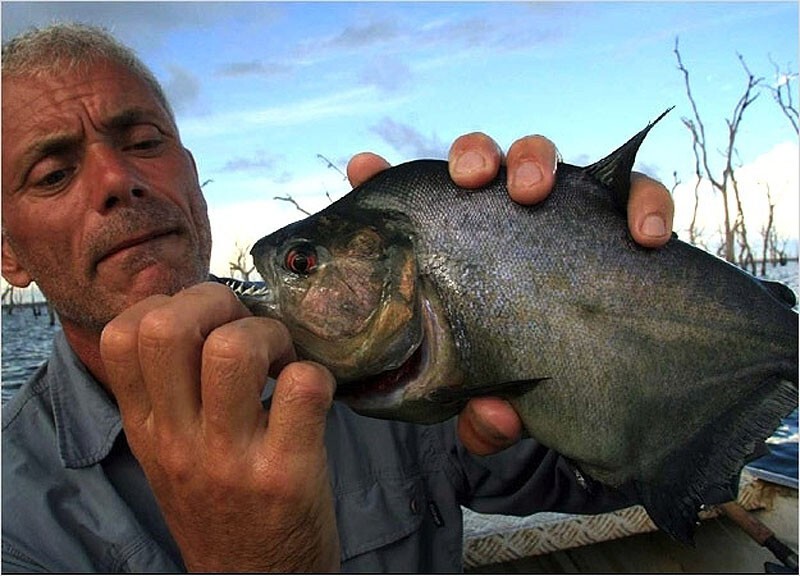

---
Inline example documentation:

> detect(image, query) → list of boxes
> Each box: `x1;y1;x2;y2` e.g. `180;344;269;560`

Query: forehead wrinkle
15;105;169;172
25;132;81;161
7;130;83;194
102;105;178;140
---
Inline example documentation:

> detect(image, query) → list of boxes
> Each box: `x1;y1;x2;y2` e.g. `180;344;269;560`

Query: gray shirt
2;331;634;572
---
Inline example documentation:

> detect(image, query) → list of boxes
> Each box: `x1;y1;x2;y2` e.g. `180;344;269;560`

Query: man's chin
124;263;207;298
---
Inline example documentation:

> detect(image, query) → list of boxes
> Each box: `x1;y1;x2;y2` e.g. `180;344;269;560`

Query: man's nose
87;144;146;212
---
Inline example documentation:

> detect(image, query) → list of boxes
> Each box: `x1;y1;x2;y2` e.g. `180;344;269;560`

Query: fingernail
512;160;543;189
453;150;486;176
641;213;667;238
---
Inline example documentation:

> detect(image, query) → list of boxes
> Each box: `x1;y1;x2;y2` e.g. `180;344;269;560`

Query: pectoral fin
428;378;549;408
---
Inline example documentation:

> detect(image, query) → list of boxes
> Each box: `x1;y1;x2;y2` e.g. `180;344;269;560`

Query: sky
2;1;798;280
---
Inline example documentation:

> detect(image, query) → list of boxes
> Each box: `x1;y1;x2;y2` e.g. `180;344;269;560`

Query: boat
463;468;798;573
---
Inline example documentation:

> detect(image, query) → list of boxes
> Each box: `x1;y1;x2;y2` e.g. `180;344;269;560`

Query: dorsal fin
584;107;673;213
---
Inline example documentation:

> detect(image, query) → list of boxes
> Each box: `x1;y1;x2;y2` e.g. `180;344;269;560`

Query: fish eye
284;242;318;275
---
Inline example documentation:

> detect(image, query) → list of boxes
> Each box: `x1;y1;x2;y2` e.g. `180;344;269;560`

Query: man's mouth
96;228;181;267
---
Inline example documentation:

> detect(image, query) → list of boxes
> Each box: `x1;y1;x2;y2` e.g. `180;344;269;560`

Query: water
1;308;61;403
1;262;798;484
744;263;799;487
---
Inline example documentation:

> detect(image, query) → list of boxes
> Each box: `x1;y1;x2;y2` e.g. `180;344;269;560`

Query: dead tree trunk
2;285;15;315
760;183;776;276
674;39;762;268
229;242;255;281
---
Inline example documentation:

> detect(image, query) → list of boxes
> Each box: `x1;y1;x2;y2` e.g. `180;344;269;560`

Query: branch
274;195;312;216
675;38;724;194
316;154;348;181
767;54;799;134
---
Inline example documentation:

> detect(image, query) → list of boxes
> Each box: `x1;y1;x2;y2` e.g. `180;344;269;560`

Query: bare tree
760;182;776;276
768;55;799;134
674;38;762;269
229;241;256;281
2;284;15;315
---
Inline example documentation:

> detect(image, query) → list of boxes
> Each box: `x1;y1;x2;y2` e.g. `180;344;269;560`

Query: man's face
2;59;212;333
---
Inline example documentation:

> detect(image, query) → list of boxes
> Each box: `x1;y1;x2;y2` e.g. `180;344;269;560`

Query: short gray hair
2;22;175;122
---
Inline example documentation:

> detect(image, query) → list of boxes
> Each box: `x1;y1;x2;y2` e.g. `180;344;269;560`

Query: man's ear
184;147;199;178
2;234;33;288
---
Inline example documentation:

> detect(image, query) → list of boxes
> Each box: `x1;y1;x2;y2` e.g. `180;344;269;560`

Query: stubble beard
10;198;213;335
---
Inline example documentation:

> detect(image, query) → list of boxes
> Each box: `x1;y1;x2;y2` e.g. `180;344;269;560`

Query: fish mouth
216;274;464;424
337;331;427;403
335;282;464;424
210;275;276;316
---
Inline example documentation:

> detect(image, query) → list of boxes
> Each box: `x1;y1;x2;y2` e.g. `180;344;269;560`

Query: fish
217;110;798;542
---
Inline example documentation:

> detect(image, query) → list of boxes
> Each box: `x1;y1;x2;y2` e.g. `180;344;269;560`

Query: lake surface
2;262;798;484
1;307;60;403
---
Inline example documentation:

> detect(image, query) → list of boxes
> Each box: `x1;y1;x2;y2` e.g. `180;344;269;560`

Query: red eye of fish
285;244;318;275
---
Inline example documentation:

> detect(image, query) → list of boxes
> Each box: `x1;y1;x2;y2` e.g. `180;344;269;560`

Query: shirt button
409;497;419;514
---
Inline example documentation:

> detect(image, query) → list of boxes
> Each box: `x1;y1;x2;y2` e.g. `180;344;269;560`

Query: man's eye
130;138;163;151
124;125;165;153
31;166;74;190
40;169;70;186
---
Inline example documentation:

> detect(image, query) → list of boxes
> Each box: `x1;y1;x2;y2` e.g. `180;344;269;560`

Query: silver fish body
237;112;798;542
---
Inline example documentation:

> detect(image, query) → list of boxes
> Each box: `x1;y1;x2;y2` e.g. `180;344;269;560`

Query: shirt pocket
334;474;427;563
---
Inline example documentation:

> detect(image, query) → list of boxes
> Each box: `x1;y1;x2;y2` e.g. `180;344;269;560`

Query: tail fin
636;375;797;543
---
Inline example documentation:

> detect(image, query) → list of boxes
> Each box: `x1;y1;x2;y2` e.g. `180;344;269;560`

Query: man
2;23;674;572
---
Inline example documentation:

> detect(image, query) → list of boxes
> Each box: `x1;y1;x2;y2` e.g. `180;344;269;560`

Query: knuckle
204;325;260;364
153;441;195;480
205;318;292;368
202;454;249;490
279;362;335;412
138;307;193;346
99;321;138;361
188;279;238;300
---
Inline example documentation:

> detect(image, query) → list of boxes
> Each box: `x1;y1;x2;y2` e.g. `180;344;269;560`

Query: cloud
1;2;225;44
162;65;201;114
326;20;400;50
207;170;351;275
566;153;593;167
672;141;799;252
370;117;448;159
216;60;291;79
289;5;567;86
1;2;284;48
358;56;413;94
633;160;665;183
220;151;282;174
179;85;395;141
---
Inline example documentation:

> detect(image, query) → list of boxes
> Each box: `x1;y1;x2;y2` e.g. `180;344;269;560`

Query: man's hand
348;132;674;456
100;283;340;572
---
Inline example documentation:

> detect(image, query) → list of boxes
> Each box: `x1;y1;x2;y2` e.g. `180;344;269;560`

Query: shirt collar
48;331;123;469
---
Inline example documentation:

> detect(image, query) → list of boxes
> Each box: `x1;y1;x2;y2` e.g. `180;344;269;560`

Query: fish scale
238;111;798;543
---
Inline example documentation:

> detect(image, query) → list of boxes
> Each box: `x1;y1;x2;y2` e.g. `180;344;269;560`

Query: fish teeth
209;274;269;300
